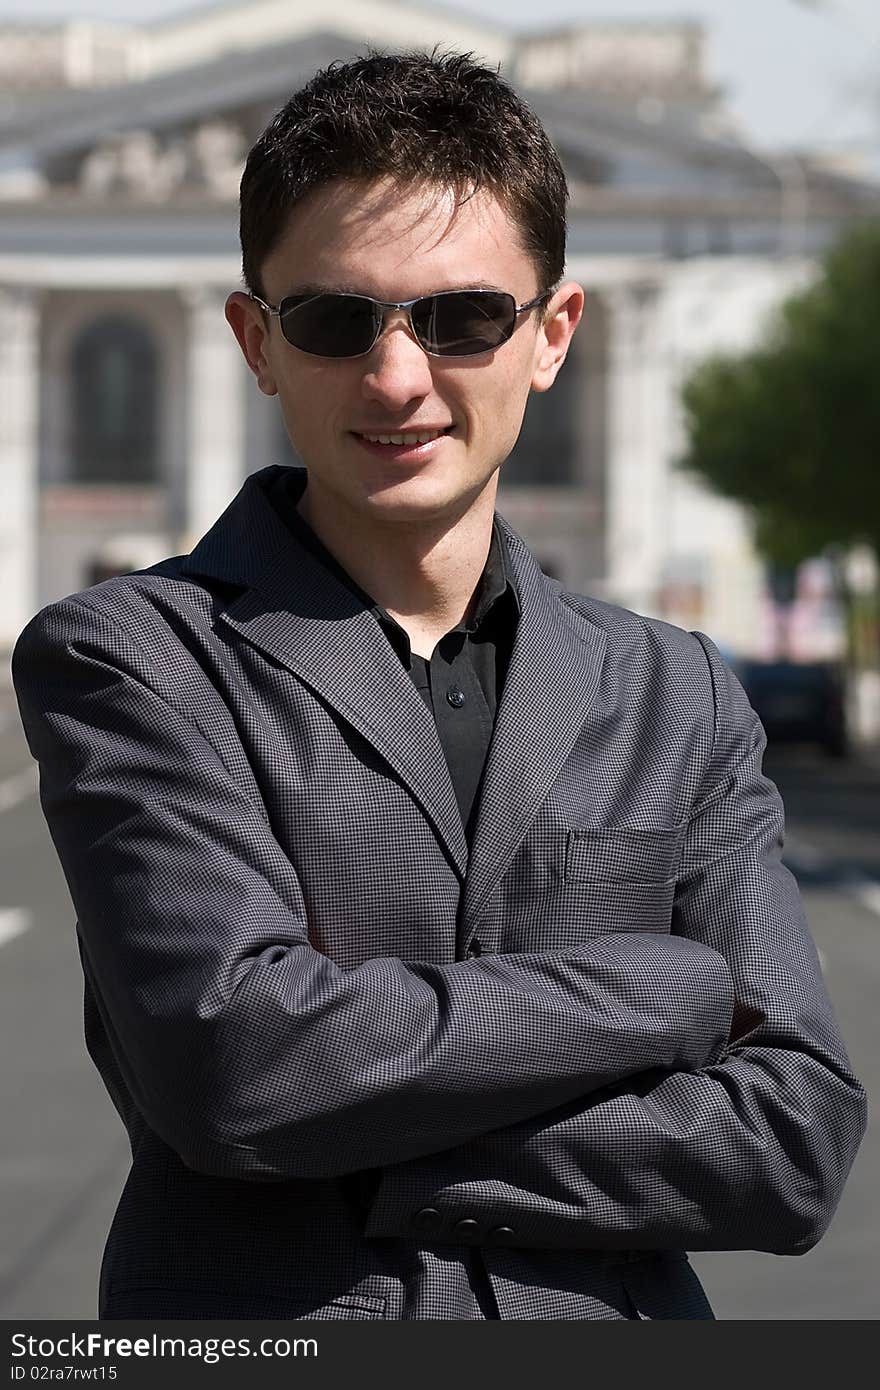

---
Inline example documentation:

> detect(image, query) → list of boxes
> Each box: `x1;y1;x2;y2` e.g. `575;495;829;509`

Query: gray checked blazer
11;463;866;1321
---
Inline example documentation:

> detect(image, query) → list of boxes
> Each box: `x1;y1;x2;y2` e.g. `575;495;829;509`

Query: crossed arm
11;599;865;1252
363;780;864;1253
361;638;866;1254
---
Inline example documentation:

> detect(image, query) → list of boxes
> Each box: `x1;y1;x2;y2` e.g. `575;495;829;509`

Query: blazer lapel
459;517;607;937
181;466;468;881
180;466;608;909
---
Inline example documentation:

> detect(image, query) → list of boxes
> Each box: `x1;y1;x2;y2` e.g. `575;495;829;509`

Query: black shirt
267;470;520;842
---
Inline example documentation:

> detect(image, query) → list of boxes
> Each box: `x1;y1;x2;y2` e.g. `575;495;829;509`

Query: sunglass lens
279;295;379;356
414;291;516;356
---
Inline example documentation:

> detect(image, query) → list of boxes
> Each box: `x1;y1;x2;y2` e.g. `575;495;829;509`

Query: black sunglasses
249;287;552;359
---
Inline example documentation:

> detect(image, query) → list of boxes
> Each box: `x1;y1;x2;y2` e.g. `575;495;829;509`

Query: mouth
351;426;453;460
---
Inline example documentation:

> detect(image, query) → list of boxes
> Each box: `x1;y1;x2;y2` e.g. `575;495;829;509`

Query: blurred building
1;0;878;655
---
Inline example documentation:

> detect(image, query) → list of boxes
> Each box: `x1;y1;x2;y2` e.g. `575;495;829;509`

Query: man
12;51;865;1321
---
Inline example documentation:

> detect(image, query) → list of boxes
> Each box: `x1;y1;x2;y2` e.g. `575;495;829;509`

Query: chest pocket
561;823;685;938
497;823;687;951
565;824;685;886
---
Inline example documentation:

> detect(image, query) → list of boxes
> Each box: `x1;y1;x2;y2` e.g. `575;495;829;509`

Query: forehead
261;177;538;296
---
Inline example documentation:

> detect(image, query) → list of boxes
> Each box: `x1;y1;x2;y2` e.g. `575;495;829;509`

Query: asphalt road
1;688;877;1321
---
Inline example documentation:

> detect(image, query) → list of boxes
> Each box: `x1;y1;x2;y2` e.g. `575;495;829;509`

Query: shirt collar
267;467;520;663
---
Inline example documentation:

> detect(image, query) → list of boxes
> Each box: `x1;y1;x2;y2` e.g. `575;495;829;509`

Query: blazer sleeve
12;597;736;1182
361;634;867;1254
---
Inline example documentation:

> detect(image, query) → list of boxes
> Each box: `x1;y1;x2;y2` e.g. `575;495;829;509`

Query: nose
360;308;434;410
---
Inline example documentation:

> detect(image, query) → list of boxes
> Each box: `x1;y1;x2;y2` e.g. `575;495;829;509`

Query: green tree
679;219;880;665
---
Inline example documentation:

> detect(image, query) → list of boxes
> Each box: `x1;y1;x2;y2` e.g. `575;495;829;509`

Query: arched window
71;315;159;482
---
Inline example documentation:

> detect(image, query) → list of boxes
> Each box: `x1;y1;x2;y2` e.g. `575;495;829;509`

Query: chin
357;470;460;511
369;478;489;525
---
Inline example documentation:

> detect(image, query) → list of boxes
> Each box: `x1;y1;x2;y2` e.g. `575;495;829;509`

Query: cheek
480;363;534;433
274;369;341;444
460;383;532;473
273;394;322;465
496;379;537;461
450;355;534;426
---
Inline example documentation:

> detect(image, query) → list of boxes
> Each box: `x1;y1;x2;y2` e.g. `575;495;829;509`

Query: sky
2;0;880;161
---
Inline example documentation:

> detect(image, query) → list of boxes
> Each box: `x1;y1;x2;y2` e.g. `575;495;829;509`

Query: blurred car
733;659;848;759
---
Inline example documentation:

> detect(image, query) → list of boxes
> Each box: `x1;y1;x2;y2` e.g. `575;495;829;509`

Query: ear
225;291;278;396
530;281;585;393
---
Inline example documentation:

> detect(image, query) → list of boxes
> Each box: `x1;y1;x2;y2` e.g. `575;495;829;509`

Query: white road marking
0;764;37;812
0;908;31;948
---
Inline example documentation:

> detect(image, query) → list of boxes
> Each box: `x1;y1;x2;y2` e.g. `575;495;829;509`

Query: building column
0;287;40;653
182;285;246;546
602;281;667;614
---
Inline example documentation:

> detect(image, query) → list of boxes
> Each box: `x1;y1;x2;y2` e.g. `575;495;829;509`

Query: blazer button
464;940;493;959
488;1226;516;1242
451;1218;482;1240
412;1207;442;1233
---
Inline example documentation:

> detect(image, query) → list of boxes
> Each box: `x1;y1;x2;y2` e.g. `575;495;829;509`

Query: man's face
228;177;582;529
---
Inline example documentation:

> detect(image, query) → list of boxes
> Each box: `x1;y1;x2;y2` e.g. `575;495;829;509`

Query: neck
296;476;499;656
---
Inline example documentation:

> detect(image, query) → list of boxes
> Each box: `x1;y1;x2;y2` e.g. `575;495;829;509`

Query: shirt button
446;685;466;708
488;1226;516;1243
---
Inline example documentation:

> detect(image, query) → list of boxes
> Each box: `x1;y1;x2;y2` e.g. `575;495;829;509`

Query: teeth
362;430;445;445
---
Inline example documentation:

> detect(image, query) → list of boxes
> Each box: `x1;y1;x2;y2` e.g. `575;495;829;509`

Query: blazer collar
181;465;607;916
182;466;470;877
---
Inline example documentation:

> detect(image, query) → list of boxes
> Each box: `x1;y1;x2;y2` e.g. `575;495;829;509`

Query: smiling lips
357;428;449;445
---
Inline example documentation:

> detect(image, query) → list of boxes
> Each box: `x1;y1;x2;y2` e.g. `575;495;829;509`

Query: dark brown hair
239;49;568;299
